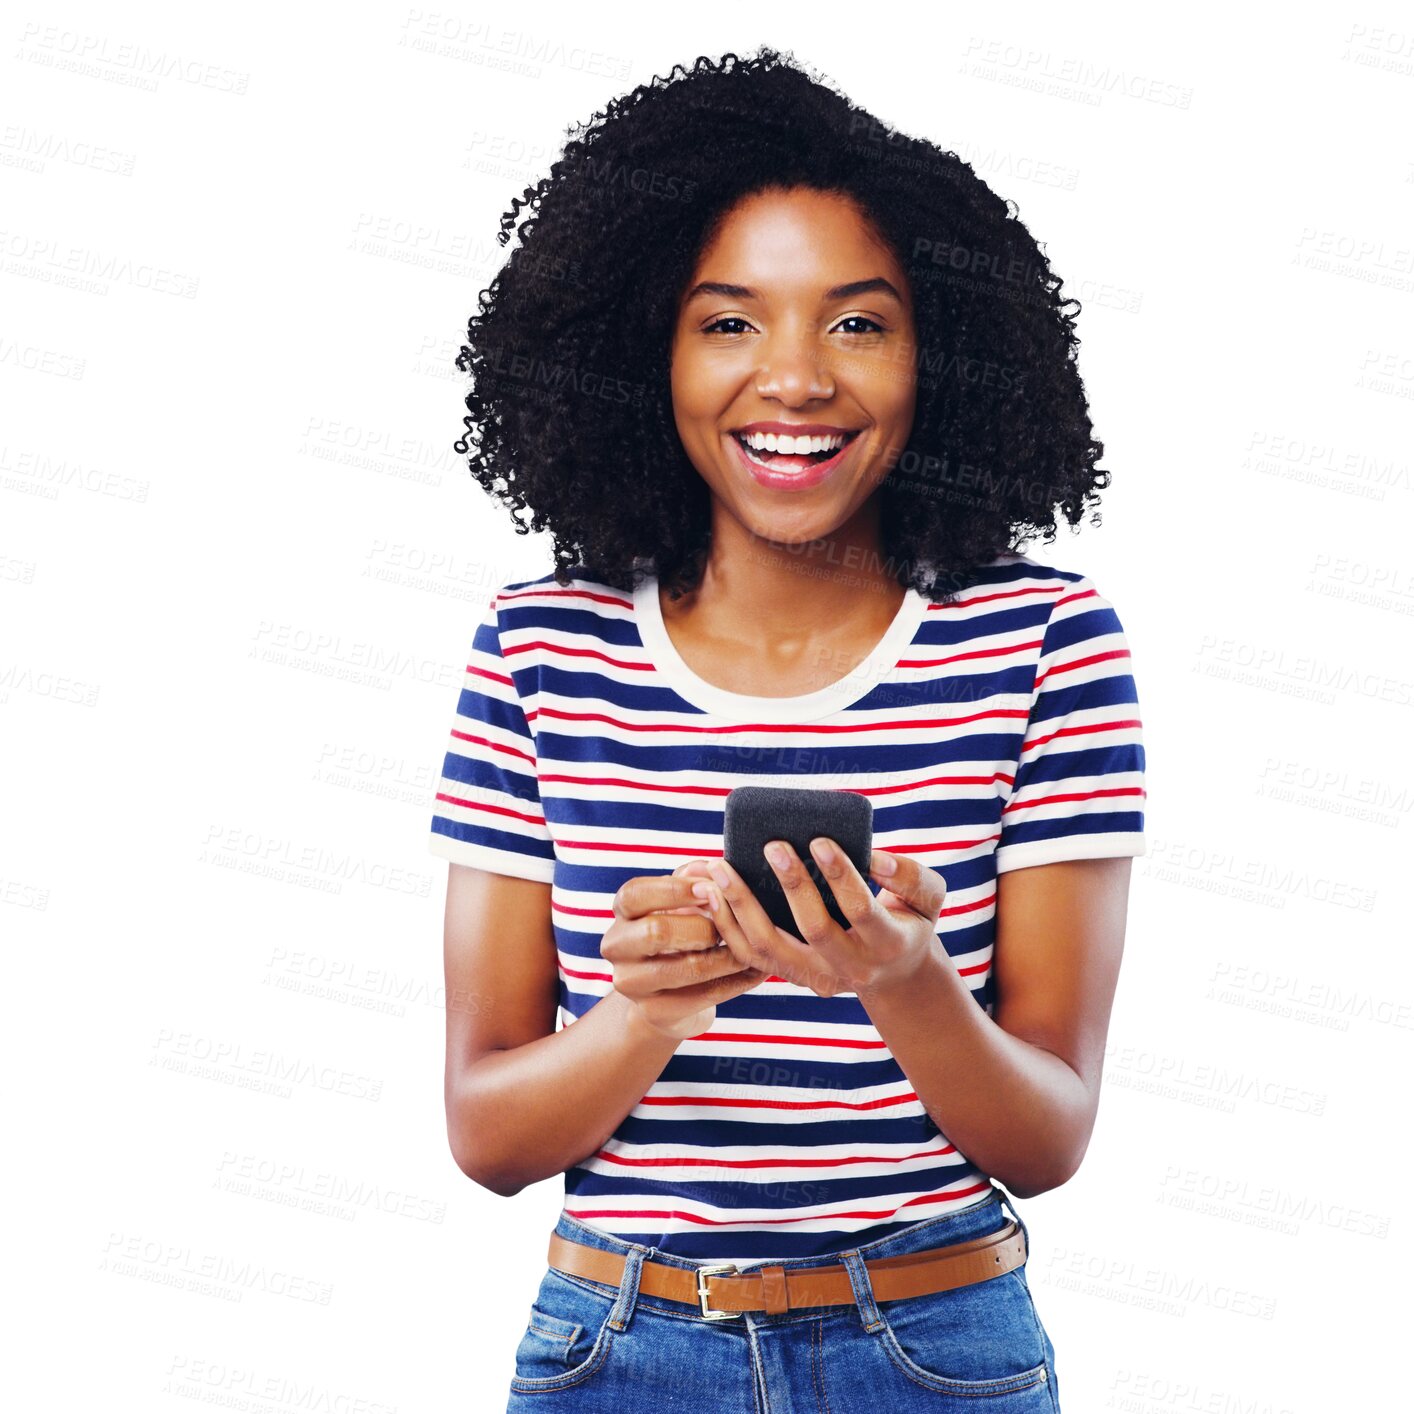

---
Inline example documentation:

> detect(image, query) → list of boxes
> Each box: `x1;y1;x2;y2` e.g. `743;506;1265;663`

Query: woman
430;47;1145;1411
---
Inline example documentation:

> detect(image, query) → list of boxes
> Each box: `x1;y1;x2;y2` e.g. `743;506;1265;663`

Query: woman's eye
834;315;885;335
700;314;884;337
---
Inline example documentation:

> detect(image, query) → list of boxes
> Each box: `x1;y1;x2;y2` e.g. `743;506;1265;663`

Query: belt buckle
695;1262;740;1320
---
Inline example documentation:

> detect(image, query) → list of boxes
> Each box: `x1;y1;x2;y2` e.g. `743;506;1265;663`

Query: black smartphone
722;785;874;937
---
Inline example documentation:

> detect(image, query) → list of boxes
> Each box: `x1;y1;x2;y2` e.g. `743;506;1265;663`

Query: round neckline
632;572;928;721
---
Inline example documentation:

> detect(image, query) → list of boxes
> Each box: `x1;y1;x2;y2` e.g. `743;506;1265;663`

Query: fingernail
691;881;712;900
872;850;897;876
765;842;788;868
708;862;730;887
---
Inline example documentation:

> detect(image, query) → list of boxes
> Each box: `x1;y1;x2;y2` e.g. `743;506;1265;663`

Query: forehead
689;187;903;292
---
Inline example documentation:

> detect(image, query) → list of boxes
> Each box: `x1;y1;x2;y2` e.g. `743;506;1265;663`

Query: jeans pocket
508;1268;618;1394
874;1268;1052;1400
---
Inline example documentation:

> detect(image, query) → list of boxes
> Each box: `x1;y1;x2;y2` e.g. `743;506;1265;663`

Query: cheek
870;359;917;420
669;350;722;429
871;382;917;459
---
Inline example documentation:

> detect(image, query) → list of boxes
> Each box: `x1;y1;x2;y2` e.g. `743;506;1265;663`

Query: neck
670;502;905;647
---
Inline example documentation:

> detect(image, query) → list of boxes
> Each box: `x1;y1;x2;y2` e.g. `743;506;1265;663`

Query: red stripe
552;900;613;918
639;1090;917;1111
559;960;988;989
433;789;546;829
947;585;1067;610
1034;645;1130;692
564;1180;994;1227
465;663;514;689
535;769;1014;798
591;1143;957;1169
446;727;536;768
498;585;631;610
546;832;1005;860
1019;717;1143;755
688;1030;888;1051
529;704;1030;737
864;770;1015;797
940;891;995;919
900;637;1043;671
1003;784;1146;814
558;963;796;988
503;637;652;674
559;963;613;983
557;955;989;989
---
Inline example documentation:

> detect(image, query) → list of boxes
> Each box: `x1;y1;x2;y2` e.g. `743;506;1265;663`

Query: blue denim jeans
505;1187;1061;1411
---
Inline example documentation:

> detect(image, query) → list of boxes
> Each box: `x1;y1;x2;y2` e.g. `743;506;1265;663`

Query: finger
639;909;722;959
797;836;890;962
868;850;947;923
663;862;720;926
698;863;819;990
766;840;859;974
616;937;756;999
668;861;717;920
602;906;719;964
706;965;768;1003
691;883;755;972
614;873;716;923
651;941;755;989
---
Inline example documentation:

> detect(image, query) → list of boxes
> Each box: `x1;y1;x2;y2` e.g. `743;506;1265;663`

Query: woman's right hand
602;860;766;1041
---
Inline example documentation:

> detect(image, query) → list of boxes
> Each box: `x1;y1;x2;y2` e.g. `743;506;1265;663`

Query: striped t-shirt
428;552;1147;1262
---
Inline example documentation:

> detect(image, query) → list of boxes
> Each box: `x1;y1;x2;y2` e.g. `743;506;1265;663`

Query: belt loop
996;1187;1030;1257
607;1243;649;1331
839;1249;886;1333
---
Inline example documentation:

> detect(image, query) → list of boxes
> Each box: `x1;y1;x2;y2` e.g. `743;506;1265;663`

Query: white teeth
738;430;850;456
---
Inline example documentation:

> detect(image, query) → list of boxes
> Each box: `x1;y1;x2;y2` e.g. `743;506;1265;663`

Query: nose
754;320;836;403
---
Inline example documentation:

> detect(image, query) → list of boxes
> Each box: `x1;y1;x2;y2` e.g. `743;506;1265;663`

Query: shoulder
972;557;1138;667
988;552;1087;589
484;567;632;683
488;567;612;636
952;552;1097;616
492;566;626;617
990;553;1126;619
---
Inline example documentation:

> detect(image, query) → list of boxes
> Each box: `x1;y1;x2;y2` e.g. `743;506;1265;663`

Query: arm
443;862;681;1196
860;855;1132;1198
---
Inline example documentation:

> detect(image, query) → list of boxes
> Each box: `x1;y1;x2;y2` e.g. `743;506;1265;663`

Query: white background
5;2;1411;1410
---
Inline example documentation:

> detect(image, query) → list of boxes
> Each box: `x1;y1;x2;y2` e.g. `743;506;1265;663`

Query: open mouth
729;428;862;473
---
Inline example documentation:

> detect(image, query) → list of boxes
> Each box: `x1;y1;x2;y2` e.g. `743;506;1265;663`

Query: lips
730;427;860;472
725;427;862;491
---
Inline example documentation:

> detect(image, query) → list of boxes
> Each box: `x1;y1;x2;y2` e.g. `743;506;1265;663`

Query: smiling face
670;185;918;554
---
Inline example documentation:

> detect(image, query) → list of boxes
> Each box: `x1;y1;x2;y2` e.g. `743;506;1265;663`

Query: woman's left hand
689;840;948;1001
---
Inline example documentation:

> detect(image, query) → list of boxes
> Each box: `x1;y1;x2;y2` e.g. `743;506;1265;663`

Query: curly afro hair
453;45;1111;606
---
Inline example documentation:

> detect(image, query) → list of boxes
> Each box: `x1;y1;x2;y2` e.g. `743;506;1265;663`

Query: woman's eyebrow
682;277;904;304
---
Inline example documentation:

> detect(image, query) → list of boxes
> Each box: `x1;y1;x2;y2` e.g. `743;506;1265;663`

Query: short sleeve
427;591;557;883
994;575;1147;874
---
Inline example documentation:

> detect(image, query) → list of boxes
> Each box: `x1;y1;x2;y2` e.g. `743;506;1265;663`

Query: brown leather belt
546;1218;1026;1320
